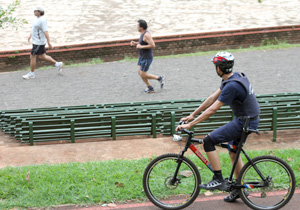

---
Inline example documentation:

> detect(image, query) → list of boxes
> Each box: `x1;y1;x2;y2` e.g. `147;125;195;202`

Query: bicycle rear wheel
143;153;201;210
238;155;295;210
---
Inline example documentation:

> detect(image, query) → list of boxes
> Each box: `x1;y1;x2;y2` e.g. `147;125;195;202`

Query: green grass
0;148;299;209
120;41;300;62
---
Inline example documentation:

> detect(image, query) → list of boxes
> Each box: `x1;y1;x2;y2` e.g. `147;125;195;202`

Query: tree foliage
0;0;27;29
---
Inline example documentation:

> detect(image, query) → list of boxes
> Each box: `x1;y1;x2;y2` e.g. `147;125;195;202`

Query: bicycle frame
172;117;268;190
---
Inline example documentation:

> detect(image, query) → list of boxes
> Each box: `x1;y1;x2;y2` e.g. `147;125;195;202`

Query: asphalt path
69;189;300;210
1;47;300;110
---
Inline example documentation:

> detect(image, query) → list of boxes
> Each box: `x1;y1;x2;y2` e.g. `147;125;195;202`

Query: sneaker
142;87;155;93
224;189;249;202
159;75;165;89
22;72;35;79
199;179;229;191
56;62;63;73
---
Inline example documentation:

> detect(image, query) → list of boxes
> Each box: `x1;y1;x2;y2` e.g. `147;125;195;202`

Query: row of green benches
2;94;299;134
1;92;299;145
2;92;300;117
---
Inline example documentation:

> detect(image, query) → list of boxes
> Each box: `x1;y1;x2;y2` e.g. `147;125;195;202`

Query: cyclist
176;52;260;202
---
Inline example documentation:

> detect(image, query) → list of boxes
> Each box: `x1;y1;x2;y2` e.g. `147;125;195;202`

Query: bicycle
143;117;296;210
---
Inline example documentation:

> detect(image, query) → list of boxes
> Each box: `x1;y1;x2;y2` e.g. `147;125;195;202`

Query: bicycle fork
170;149;187;185
170;140;193;185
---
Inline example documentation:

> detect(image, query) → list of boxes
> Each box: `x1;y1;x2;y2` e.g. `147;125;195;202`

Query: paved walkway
1;0;300;51
67;190;300;210
0;47;300;110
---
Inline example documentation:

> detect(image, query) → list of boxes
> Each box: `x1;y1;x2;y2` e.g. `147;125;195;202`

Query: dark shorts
209;117;260;152
138;57;153;72
31;44;46;55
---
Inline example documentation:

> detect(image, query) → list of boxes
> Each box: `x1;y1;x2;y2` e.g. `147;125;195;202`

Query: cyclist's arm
190;88;222;118
189;100;224;127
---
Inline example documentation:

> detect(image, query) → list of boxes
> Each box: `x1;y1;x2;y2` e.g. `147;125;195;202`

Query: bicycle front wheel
238;155;295;210
143;153;201;210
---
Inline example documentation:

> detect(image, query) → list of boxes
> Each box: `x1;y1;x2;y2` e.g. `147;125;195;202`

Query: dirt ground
0;129;299;169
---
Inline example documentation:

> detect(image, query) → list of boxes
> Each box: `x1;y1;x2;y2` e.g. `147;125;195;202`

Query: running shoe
159;75;165;89
56;62;63;73
142;87;155;93
22;72;35;79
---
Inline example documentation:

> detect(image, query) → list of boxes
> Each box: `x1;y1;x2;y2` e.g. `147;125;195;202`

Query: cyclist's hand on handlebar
180;115;194;123
176;123;192;131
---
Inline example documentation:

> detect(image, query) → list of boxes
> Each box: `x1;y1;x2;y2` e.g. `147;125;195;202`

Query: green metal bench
1;92;299;145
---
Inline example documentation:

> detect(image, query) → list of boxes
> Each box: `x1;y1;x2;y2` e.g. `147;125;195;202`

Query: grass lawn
0;148;299;209
122;41;300;62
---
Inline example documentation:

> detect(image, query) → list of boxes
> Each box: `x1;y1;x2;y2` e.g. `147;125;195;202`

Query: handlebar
173;121;193;142
178;121;194;136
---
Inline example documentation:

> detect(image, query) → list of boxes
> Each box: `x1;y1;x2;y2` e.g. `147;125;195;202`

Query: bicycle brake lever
179;121;186;125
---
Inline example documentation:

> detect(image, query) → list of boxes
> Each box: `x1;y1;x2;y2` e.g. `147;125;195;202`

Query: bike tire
143;153;201;210
237;155;295;210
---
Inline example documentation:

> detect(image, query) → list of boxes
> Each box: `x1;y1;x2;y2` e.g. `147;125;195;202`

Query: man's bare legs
39;53;56;65
205;149;244;179
39;53;63;73
206;150;222;171
30;54;37;72
229;151;244;179
30;53;57;73
138;66;164;93
138;67;159;87
24;53;62;79
223;151;246;202
23;54;38;79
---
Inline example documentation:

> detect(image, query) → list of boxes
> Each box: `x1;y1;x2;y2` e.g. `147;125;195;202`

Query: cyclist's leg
200;136;227;191
224;118;260;202
208;118;244;164
227;117;260;178
225;148;246;202
227;141;244;179
229;152;244;179
200;119;244;191
203;135;221;171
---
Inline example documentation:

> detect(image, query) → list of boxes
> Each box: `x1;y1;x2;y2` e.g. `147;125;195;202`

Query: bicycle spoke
239;156;295;210
143;154;201;209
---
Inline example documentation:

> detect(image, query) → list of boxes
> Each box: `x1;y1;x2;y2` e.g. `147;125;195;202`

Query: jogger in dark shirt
130;20;165;93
